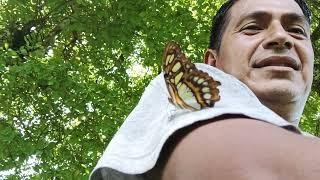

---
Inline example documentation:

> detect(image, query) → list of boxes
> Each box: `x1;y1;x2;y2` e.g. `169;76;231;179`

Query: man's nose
262;22;293;50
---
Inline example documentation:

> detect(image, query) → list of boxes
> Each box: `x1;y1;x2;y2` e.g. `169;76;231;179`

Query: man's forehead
229;0;304;19
235;11;309;28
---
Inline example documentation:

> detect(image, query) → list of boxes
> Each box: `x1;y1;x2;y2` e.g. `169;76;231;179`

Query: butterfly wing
162;41;221;110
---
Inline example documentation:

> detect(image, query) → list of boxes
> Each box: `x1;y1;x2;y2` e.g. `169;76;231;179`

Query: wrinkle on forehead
231;0;304;17
235;11;309;30
227;0;309;31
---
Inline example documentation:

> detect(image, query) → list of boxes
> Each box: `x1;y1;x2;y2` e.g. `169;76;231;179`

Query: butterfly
162;41;221;110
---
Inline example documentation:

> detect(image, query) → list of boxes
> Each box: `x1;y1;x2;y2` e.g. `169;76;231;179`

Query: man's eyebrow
282;13;308;25
236;11;271;27
236;11;308;27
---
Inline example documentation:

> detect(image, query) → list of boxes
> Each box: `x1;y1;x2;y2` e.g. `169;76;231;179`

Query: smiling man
158;0;319;179
90;0;320;179
205;0;314;127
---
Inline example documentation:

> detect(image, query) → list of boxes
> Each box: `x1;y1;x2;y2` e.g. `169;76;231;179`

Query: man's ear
204;49;219;67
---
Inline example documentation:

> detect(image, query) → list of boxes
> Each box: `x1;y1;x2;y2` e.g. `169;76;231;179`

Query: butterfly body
162;42;221;110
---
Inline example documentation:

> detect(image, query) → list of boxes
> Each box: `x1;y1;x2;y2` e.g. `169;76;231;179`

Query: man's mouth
253;56;299;70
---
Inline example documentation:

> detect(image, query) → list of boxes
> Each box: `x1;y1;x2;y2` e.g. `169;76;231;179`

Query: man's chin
257;90;297;103
250;84;302;104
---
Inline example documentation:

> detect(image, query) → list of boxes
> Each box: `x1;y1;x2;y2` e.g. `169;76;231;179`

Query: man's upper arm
157;118;320;180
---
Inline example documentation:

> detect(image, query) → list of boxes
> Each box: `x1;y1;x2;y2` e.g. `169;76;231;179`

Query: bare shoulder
151;118;320;180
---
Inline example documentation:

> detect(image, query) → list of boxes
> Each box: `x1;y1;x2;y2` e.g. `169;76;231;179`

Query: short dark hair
208;0;312;52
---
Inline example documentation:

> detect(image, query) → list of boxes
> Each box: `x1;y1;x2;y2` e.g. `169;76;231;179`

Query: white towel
90;63;301;180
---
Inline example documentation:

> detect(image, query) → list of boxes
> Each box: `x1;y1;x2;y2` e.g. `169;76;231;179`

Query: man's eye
244;25;262;30
288;27;306;36
240;25;262;35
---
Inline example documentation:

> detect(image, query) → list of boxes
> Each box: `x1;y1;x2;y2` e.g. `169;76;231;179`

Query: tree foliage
0;0;319;178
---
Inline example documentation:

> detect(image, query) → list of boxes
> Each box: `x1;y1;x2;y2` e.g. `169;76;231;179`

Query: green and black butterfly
162;41;221;110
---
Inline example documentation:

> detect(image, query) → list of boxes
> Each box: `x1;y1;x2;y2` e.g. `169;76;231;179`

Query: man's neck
259;98;304;127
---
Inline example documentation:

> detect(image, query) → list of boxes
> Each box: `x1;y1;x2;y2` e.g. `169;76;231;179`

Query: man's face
206;0;314;104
